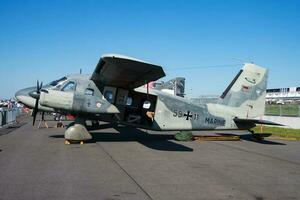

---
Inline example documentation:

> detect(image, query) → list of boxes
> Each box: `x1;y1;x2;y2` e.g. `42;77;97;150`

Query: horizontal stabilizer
234;118;284;129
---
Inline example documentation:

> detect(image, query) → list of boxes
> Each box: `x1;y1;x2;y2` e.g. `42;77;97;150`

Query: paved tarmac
0;116;300;200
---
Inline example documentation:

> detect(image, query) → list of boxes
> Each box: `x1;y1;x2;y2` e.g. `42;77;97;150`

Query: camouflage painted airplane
15;54;280;144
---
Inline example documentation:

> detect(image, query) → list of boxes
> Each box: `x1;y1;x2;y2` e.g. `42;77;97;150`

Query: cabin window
85;88;94;96
62;81;76;92
104;90;114;103
126;97;133;106
142;100;151;109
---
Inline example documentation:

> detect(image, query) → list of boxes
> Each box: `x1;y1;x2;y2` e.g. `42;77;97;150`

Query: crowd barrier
0;108;22;128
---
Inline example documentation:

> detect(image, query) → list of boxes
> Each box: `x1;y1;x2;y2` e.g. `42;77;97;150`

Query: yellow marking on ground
193;135;240;141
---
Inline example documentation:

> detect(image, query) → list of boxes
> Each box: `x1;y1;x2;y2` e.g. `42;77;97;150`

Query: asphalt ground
0;116;299;200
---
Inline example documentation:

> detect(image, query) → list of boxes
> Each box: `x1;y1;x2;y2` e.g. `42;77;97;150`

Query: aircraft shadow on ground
93;125;193;152
216;133;286;145
0;122;27;136
50;124;193;152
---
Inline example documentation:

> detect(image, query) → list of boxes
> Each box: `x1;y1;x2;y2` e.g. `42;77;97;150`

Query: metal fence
265;104;300;117
0;108;22;128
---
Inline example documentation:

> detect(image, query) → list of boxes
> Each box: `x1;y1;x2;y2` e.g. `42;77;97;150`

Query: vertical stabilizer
220;63;268;118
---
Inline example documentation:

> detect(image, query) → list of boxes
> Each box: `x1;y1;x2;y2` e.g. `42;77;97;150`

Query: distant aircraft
153;77;185;97
15;54;281;144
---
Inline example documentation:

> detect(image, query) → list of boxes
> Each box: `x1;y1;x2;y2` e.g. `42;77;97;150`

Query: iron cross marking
184;111;193;120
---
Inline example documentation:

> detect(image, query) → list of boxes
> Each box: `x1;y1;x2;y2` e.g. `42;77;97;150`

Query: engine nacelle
40;90;73;111
39;90;120;114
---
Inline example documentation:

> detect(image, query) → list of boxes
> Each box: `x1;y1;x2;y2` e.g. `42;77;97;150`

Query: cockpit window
85;88;94;96
48;77;67;87
62;81;76;92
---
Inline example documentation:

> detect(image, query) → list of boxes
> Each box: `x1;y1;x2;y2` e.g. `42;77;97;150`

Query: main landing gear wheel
64;140;85;145
64;140;71;145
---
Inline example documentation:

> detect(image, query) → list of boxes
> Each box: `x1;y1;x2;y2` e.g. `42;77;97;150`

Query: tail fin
219;63;268;118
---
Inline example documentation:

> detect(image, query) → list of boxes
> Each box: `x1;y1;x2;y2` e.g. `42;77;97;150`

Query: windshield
61;81;76;92
48;77;67;87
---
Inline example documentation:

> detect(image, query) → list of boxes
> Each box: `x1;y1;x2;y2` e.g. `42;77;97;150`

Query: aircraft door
115;89;128;105
115;88;128;120
123;91;157;128
83;88;96;112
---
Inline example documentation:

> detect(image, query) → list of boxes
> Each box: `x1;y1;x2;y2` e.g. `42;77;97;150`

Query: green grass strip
252;126;300;140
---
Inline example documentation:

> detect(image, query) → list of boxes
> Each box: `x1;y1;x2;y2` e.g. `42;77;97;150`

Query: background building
266;87;300;104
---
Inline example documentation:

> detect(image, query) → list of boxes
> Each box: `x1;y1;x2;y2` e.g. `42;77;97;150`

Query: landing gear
64;117;92;144
249;129;264;140
38;112;49;129
64;139;85;145
64;140;71;145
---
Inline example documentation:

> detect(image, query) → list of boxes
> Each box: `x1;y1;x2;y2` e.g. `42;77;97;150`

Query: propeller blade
32;98;39;126
37;80;40;93
40;81;43;91
32;80;42;126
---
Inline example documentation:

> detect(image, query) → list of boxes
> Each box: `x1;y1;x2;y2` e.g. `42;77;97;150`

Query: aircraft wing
91;54;165;89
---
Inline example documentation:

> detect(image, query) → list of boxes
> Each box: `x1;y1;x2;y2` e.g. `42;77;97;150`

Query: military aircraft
15;54;281;144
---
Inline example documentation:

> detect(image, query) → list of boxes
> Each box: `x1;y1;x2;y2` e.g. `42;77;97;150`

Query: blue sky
0;0;299;99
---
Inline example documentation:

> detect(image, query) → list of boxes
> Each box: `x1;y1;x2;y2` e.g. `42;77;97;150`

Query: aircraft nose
15;87;37;108
15;89;26;102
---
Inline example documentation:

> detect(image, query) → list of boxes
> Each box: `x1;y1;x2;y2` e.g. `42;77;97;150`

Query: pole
279;104;282;116
260;115;263;133
146;82;149;99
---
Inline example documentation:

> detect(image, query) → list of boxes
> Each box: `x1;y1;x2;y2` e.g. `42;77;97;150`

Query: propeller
31;80;43;126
